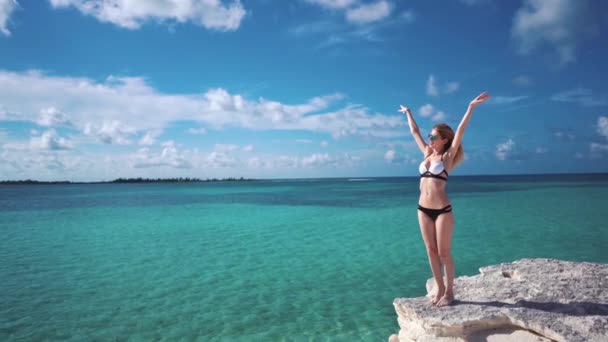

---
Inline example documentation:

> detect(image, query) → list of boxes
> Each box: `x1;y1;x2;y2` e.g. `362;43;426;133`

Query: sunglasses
428;133;440;141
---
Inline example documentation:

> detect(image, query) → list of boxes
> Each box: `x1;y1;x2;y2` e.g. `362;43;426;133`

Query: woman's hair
433;123;464;168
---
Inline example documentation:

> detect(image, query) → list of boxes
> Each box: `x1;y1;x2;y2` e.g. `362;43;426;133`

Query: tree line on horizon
0;177;257;185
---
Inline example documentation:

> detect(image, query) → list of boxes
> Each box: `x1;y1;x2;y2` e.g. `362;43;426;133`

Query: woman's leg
435;211;455;306
417;210;444;304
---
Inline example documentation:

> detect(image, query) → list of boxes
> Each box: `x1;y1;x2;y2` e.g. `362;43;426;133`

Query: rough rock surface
390;258;608;342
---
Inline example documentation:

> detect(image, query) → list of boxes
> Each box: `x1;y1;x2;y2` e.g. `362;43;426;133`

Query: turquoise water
1;175;607;341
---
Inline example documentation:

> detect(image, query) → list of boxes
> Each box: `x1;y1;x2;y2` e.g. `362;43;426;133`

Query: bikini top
419;153;448;181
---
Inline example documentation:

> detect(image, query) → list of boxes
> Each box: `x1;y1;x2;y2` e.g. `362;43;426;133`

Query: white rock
391;258;608;342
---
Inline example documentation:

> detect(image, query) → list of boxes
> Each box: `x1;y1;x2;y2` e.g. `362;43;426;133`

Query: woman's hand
469;92;490;108
399;105;412;115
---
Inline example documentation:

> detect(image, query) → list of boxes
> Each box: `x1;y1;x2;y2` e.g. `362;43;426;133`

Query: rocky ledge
389;258;608;342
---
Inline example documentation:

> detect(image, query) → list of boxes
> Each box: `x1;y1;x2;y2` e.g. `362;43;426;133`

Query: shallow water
1;175;607;341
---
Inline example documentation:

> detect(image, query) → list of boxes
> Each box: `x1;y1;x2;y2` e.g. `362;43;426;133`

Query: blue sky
1;0;607;181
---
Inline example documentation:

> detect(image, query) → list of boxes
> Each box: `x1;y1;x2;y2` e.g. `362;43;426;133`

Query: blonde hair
433;123;464;168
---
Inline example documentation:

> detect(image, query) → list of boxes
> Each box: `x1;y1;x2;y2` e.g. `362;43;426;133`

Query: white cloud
431;111;447;122
206;151;238;168
426;75;438;97
304;0;355;9
37;107;72;126
419;104;434;117
29;129;73;150
84;120;135;145
550;88;607;107
383;149;416;164
304;0;392;25
296;139;313;144
242;144;254;152
0;0;17;36
132;142;192;169
535;147;548;154
496;138;515;160
301;153;331;167
0;70;404;143
49;0;247;31
511;0;597;66
138;130;160;146
489;96;529;105
320;140;328;148
597;116;608;140
444;82;460;94
384;149;395;162
426;74;459;96
345;1;391;24
418;104;447;122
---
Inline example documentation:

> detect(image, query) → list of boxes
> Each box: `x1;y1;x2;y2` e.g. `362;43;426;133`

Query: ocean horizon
2;174;607;341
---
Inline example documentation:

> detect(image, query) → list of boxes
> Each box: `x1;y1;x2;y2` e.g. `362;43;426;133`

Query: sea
1;174;607;341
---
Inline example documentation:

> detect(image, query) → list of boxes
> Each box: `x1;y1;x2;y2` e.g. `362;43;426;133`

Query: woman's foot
431;287;445;305
436;292;454;307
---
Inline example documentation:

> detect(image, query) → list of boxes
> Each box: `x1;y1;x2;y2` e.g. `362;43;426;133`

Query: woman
399;92;490;307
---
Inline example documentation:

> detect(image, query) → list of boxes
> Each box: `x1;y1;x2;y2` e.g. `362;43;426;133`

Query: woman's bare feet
436;292;454;307
431;286;445;305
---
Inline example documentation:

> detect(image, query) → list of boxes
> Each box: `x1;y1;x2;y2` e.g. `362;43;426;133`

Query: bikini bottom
418;204;452;222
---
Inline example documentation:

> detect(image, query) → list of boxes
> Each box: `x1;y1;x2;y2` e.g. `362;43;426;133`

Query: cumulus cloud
431;111;447;122
417;104;447;122
0;0;17;36
301;153;331;167
418;104;434;118
320;140;328;148
37;107;72;126
0;70;403;143
550;88;608;107
84;120;135;145
29;129;73;150
426;74;459;96
496;138;515;160
304;0;392;24
49;0;247;31
511;0;599;66
132;141;192;169
383;149;416;164
206;151;238;168
242;144;254;152
345;1;392;24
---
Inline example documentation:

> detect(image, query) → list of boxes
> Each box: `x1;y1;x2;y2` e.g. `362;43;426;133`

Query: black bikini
418;153;452;221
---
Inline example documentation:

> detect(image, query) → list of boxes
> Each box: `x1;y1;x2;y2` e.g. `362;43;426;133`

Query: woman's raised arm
399;105;429;156
449;92;490;155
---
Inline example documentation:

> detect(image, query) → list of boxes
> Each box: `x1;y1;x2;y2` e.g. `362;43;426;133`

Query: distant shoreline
1;173;607;185
0;177;259;185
